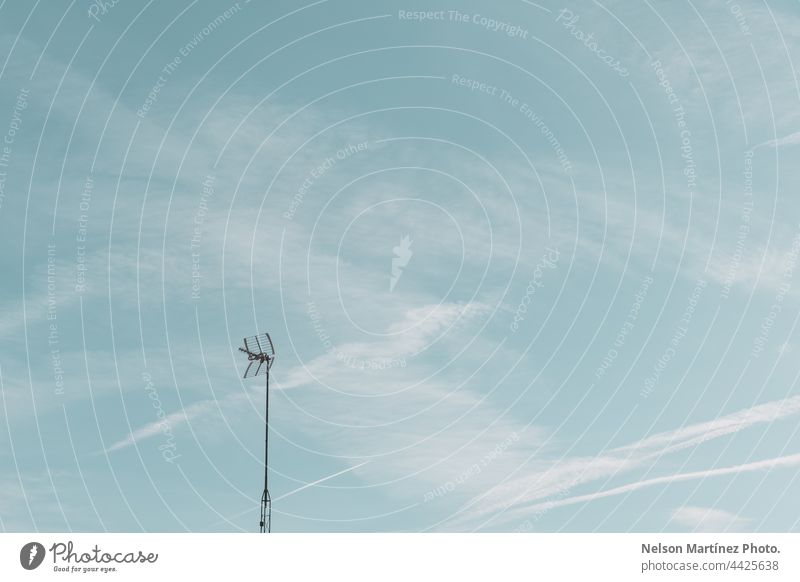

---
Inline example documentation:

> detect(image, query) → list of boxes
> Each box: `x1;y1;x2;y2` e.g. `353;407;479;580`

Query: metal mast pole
260;367;271;533
239;333;275;534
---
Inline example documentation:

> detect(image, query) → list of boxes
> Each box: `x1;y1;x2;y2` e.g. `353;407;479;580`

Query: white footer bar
1;533;797;581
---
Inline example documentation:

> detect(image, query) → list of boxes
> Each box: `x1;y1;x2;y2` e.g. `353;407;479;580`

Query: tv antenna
238;333;276;533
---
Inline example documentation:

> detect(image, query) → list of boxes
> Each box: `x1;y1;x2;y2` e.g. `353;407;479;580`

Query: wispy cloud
105;398;226;454
670;506;750;532
755;132;800;149
516;454;800;518
105;301;498;453
279;300;491;390
447;396;800;529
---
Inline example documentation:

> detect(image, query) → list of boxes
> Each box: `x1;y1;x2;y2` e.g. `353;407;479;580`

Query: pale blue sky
1;0;800;532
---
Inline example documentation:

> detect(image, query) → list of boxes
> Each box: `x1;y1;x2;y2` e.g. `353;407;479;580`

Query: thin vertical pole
265;366;270;532
260;365;271;533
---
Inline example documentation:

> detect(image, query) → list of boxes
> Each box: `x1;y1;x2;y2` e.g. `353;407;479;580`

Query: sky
1;0;800;532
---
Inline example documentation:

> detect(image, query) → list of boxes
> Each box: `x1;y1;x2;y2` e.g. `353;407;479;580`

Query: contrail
273;461;370;501
521;452;800;515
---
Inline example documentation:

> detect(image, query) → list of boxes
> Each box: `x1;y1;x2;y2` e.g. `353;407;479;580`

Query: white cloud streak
521;454;800;516
104;301;497;455
756;132;800;149
447;396;800;529
670;505;750;532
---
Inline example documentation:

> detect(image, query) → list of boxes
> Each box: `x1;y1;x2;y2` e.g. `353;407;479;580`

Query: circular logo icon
20;542;46;570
